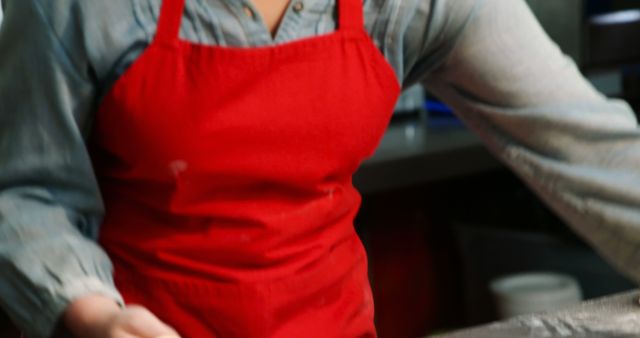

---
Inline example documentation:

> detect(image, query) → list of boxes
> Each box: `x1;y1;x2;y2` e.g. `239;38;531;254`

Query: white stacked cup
490;272;583;319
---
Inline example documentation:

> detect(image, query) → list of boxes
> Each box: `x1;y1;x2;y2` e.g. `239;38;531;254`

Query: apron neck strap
155;0;186;43
338;0;364;33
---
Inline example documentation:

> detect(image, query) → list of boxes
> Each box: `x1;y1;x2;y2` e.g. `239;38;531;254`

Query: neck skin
250;0;291;37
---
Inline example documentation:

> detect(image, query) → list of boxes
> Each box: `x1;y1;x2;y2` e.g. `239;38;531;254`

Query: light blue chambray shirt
2;0;640;337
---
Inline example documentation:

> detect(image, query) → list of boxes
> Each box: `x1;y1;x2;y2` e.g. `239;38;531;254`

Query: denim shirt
1;0;640;337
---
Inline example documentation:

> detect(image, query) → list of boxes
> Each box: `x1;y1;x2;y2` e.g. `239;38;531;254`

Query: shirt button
242;5;255;19
292;1;304;13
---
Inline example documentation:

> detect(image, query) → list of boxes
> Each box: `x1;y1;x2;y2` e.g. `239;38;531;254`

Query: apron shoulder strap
155;0;186;43
338;0;364;33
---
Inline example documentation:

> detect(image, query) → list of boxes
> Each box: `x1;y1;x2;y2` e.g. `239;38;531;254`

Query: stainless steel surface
353;117;501;194
440;291;640;338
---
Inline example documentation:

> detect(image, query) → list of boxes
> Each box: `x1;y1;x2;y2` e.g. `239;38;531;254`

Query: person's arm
409;0;640;282
0;1;124;337
1;1;183;336
0;0;124;335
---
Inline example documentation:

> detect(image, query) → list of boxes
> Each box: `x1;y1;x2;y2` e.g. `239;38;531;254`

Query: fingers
121;305;182;338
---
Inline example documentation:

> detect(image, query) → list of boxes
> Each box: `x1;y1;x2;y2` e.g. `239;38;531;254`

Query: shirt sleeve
0;1;124;337
418;0;640;282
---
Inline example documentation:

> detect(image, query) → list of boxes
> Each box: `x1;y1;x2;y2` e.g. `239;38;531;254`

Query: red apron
92;0;400;336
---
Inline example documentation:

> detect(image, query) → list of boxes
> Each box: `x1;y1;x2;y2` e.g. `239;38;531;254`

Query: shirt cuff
26;277;124;338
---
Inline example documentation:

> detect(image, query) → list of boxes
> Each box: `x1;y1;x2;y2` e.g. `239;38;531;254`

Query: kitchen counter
353;116;501;194
439;291;640;338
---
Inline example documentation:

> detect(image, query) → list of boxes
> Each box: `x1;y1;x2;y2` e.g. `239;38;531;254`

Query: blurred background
354;0;640;337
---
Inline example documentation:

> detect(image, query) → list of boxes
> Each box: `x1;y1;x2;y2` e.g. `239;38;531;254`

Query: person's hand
63;294;181;338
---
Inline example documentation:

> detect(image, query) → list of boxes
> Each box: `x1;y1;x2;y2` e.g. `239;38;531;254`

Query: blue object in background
424;99;462;128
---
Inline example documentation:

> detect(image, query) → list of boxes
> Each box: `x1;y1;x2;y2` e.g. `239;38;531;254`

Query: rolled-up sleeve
419;0;640;282
0;1;123;337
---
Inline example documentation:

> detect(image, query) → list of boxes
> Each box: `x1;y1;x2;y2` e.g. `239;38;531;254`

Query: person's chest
130;0;388;46
44;0;429;94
